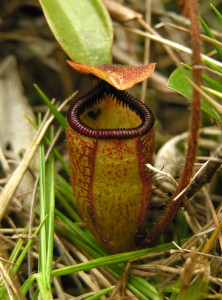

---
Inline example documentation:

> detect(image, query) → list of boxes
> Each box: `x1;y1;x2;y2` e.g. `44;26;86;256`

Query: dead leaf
0;55;37;208
0;56;36;160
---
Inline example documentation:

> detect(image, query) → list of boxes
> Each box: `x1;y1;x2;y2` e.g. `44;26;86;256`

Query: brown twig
174;142;222;202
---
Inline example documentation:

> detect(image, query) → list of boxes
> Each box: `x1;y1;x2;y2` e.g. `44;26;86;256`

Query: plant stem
146;0;202;245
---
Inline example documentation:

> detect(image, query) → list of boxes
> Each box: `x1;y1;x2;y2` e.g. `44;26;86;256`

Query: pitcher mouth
67;80;154;139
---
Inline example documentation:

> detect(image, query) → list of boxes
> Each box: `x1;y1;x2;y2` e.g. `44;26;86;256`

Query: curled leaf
67;60;156;90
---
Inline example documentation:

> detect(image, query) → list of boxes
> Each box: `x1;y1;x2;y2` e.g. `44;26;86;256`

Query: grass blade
45;128;55;285
34;84;67;130
200;17;222;58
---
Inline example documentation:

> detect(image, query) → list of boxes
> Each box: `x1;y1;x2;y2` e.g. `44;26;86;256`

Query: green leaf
38;0;113;65
166;68;222;124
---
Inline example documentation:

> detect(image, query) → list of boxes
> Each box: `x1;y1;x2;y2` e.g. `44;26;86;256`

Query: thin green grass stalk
51;145;69;175
21;275;37;297
51;241;179;278
9;239;24;265
126;284;154;300
54;223;104;258
7;225;29;265
49;231;182;299
129;276;162;299
126;284;160;300
13;219;47;275
54;220;125;276
37;125;56;299
55;189;82;222
203;86;222;99
36;274;53;300
182;63;222;92
211;4;222;25
22;224;122;297
0;220;46;299
54;222;132;294
26;115;70;175
85;286;114;300
55;209;106;256
45;128;55;287
204;59;222;74
55;175;95;243
55;174;75;203
40;129;69;175
200;17;222;58
36;205;99;257
38;115;47;280
32;288;40;300
34;84;67;130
